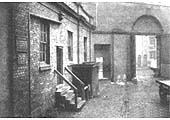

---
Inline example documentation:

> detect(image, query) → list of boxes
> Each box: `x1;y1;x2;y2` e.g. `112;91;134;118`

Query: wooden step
61;89;74;96
69;97;86;110
77;100;86;110
64;91;75;101
55;84;86;111
56;86;71;95
56;84;65;90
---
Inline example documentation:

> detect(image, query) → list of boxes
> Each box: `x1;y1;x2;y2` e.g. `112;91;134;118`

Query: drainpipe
28;13;31;117
89;28;91;62
77;5;80;64
89;16;91;62
9;4;14;117
111;33;114;82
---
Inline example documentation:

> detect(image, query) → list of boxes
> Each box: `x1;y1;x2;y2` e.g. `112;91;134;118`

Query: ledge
39;62;51;71
29;12;62;25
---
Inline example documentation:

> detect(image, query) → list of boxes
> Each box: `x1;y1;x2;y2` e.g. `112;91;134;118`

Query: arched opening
130;15;163;79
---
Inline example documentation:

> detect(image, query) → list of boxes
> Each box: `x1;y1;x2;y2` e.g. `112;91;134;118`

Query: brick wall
29;3;79;117
81;2;97;26
16;2;92;117
79;23;91;63
95;2;169;32
11;3;30;117
0;3;11;117
160;34;170;78
29;3;92;117
91;2;170;80
91;34;112;61
0;2;93;117
113;34;131;81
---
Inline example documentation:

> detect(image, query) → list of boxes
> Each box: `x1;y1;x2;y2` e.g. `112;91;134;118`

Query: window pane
43;44;46;52
41;33;43;42
84;37;87;61
40;21;49;64
40;52;43;61
43;52;46;61
68;31;73;61
41;23;44;32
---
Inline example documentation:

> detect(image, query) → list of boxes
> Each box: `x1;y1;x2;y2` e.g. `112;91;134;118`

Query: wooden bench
156;80;170;111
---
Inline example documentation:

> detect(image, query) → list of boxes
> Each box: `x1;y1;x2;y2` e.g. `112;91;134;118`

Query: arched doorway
130;15;163;79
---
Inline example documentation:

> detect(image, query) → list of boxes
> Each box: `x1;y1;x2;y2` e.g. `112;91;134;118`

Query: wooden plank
156;80;170;87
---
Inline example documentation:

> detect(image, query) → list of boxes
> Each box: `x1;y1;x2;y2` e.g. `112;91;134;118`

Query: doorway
135;35;159;79
130;15;163;80
94;44;111;79
56;46;63;84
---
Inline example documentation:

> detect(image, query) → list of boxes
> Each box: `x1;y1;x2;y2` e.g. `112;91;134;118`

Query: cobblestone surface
47;69;170;118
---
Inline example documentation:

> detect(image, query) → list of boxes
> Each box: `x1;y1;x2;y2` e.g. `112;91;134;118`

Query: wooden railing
65;67;88;100
54;69;78;107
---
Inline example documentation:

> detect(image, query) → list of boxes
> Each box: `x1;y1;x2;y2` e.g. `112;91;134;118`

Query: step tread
56;86;71;94
62;90;74;96
56;84;65;89
77;100;86;109
55;85;86;111
64;92;75;100
69;96;79;104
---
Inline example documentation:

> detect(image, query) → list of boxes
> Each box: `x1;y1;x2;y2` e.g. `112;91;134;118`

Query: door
57;46;63;84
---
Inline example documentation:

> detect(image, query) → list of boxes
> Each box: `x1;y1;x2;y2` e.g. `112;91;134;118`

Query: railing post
81;87;85;100
65;67;86;100
74;90;78;108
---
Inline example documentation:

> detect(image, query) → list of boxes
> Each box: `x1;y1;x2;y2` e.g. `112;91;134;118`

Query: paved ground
47;68;170;118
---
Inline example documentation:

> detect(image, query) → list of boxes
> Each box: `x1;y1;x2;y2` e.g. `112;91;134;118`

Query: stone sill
39;62;51;71
67;61;76;67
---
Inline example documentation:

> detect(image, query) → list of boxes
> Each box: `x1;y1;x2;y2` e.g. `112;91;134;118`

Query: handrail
65;67;87;100
65;67;85;86
54;69;78;108
54;69;78;91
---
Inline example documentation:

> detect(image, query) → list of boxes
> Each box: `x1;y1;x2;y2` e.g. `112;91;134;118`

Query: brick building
0;2;95;117
136;35;157;68
84;2;170;81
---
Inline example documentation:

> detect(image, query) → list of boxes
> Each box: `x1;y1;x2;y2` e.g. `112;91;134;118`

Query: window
149;51;156;59
149;36;156;48
68;31;73;61
84;37;87;62
40;21;50;64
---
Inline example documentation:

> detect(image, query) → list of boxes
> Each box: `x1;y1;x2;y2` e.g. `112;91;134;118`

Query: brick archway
130;15;163;79
132;15;163;34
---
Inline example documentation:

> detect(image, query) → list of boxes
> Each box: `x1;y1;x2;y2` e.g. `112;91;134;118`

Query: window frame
40;20;50;65
67;31;73;61
149;36;156;48
149;51;156;59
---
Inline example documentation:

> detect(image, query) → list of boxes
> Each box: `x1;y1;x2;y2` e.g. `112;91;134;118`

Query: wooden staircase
54;68;89;111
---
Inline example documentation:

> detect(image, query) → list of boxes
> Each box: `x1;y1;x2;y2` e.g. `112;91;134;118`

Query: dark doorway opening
94;44;111;79
56;46;63;84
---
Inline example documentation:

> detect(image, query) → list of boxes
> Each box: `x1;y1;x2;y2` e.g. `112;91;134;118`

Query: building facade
0;2;95;117
85;2;170;81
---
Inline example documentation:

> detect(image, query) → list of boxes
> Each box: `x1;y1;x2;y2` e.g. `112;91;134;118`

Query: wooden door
57;46;63;84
